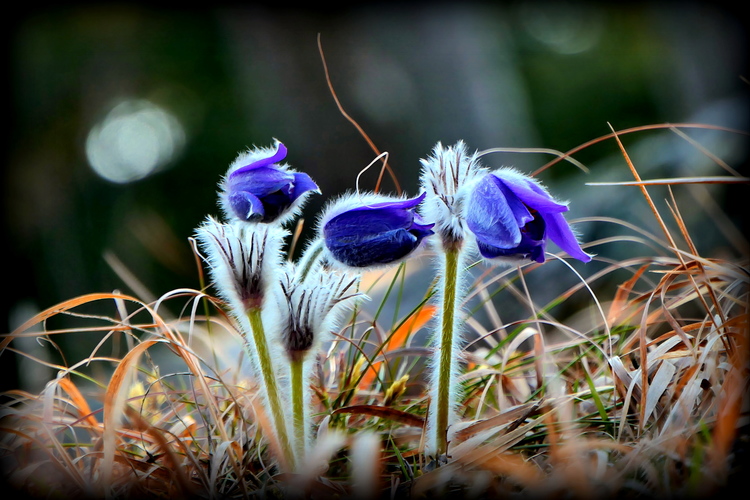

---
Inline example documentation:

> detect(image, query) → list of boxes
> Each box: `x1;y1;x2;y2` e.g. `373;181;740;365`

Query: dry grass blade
586;176;750;186
332;404;425;428
316;33;400;194
101;339;165;494
358;305;436;390
453;400;544;442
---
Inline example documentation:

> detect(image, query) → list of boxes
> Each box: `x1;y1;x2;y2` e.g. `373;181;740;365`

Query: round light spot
86;99;185;183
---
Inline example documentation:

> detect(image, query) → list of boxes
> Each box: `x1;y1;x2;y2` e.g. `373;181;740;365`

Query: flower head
219;140;319;224
277;268;363;362
319;192;435;269
466;169;592;264
195;216;287;311
419;141;486;248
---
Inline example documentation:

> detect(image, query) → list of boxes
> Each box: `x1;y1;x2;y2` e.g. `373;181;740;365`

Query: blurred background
3;2;748;391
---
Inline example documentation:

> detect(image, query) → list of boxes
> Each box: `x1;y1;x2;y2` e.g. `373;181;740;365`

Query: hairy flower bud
277;268;362;362
195;216;287;311
219;140;319;225
419;141;486;249
319;192;434;269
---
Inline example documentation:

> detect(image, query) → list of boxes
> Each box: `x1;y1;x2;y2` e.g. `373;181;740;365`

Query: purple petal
326;228;421;268
466;175;523;249
229;166;294;197
230;142;288;178
323;192;433;267
291;172;320;201
541;212;592;262
475;213;546;262
410;220;436;236
325;205;414;241
229;191;265;221
494;173;568;214
477;238;546;262
489;175;535;226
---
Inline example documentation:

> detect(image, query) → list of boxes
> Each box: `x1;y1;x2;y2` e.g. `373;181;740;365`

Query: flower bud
319;192;434;269
419;141;486;248
219;140;319;225
277;268;362;362
195;216;287;311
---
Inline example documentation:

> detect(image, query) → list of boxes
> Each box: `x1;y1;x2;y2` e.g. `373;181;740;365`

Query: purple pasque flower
220;141;319;224
320;192;435;269
466;169;592;264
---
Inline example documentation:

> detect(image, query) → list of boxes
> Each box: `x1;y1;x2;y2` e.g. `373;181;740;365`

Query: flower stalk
419;142;481;459
289;356;306;462
434;244;461;457
419;141;591;459
277;267;363;465
195;218;296;470
246;306;296;470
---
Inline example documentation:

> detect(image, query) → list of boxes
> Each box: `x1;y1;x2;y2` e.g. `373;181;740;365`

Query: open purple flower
466;169;592;264
320;192;435;268
220;141;319;224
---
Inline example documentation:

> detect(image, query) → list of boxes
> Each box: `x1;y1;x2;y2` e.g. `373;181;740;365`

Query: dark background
3;2;748;392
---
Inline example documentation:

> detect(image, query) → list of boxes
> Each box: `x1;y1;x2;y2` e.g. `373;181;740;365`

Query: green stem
435;247;459;457
290;357;306;462
247;307;296;471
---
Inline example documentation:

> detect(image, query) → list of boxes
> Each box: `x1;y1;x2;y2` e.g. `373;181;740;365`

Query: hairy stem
290;357;306;463
435;246;460;457
246;307;295;470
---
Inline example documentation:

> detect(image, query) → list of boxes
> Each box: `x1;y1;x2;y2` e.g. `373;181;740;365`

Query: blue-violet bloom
220;141;319;224
466;169;592;264
320;192;435;269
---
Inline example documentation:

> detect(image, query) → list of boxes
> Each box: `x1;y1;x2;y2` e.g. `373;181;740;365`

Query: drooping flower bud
419;140;486;249
319;192;434;269
219;140;319;225
277;268;363;362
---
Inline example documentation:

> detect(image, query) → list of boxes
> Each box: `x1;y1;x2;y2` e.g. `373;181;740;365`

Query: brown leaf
333;404;425;427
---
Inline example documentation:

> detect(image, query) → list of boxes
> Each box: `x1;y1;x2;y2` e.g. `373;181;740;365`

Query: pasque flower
319;192;435;269
418;141;485;459
275;266;362;463
466;169;592;264
418;141;591;461
220;140;319;224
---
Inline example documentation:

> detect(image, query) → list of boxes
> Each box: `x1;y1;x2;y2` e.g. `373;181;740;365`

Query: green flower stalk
419;141;484;459
275;262;363;465
195;217;296;470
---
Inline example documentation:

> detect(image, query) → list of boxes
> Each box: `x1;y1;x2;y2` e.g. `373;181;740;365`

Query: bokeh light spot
519;4;604;55
86;99;185;183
